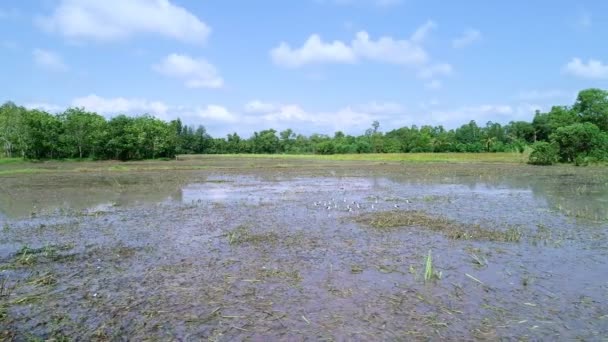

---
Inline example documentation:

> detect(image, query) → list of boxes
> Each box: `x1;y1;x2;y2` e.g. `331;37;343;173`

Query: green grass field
178;152;530;163
0;152;535;176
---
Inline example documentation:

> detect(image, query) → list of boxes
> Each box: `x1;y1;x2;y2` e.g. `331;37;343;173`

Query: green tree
550;122;606;162
279;128;295;153
572;88;608;131
252;129;279;153
60;108;107;158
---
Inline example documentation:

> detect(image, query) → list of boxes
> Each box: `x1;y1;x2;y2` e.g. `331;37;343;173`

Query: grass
0;244;75;270
180;152;528;164
424;250;441;282
226;225;279;246
0;276;10;297
0;158;23;165
0;153;529;176
355;210;523;243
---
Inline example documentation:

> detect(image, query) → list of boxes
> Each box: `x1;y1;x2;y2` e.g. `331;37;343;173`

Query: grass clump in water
355;210;522;243
226;225;279;246
1;244;76;270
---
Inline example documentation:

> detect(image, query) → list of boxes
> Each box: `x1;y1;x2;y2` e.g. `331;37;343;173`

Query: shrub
550;122;605;162
528;141;559;165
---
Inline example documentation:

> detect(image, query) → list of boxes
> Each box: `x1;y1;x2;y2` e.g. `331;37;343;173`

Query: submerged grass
0;244;76;270
355;210;522;243
226;225;280;246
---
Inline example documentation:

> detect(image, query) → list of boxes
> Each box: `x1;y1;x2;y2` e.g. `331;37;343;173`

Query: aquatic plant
424;250;441;282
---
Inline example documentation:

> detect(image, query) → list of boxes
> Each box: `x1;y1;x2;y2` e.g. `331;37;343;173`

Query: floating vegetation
0;244;76;270
27;272;57;287
0;276;11;297
350;265;364;274
355;210;523;243
469;253;487;268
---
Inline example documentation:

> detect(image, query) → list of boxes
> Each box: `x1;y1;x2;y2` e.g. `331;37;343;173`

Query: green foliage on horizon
1;88;607;165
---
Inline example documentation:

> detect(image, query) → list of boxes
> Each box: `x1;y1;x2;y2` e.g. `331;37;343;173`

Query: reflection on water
1;173;607;222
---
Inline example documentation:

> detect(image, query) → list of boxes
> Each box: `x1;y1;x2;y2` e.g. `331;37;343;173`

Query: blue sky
1;0;607;136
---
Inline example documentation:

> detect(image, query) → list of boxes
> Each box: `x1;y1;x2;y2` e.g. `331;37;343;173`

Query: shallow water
1;162;607;340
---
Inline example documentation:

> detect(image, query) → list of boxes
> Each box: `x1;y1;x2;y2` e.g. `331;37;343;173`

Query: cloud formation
270;23;431;68
563;58;608;79
37;0;210;44
452;29;482;48
33;48;68;72
154;54;224;89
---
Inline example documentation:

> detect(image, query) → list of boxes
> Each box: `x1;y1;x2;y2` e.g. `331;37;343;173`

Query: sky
1;0;607;137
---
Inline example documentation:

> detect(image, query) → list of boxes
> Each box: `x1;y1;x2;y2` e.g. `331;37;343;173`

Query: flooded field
1;157;607;340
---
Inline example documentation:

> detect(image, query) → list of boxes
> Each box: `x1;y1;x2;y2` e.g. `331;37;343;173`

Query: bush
315;141;336;155
550;122;605;162
528;141;559;165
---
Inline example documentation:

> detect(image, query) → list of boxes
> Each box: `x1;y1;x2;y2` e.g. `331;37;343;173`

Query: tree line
1;88;607;165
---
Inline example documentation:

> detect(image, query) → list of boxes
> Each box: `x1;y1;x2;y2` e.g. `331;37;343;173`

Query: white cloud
270;35;357;68
193;105;238;122
410;20;436;43
516;89;574;101
417;63;452;79
452;29;482;48
355;101;404;114
270;23;430;68
243;101;391;134
563;58;608;79
37;0;210;44
71;94;169;118
244;100;279;113
424;80;442;90
426;103;546;127
351;31;427;65
70;95;237;126
430;104;513;125
26;95;549;137
154;54;223;89
33;48;68;72
24;102;64;113
261;105;312;122
577;10;592;29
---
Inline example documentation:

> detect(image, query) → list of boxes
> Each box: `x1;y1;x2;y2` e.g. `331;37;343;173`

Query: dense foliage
1;89;607;164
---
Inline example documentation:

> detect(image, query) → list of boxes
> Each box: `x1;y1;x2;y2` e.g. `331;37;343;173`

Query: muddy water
1;164;607;340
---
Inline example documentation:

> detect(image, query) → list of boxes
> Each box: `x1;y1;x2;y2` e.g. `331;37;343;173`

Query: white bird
394;204;400;208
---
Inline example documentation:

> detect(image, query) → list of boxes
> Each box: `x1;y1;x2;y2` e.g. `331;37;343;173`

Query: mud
1;158;607;340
